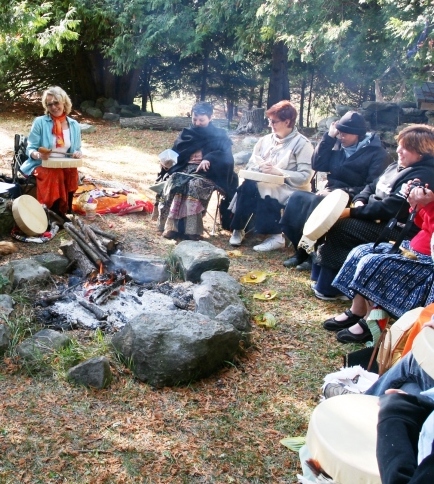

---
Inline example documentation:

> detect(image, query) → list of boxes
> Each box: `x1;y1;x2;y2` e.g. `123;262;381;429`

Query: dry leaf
240;270;267;284
226;250;243;257
253;290;277;300
253;312;277;329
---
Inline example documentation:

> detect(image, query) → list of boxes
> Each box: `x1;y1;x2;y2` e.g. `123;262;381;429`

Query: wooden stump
235;108;265;134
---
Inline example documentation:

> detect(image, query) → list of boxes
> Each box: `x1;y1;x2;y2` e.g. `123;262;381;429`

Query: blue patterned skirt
333;241;434;318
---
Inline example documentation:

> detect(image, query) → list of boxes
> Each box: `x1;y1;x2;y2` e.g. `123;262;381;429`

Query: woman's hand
408;186;434;209
328;121;339;138
260;162;282;175
352;200;365;207
196;160;210;172
189;150;203;163
316;188;331;196
339;208;351;219
72;150;82;159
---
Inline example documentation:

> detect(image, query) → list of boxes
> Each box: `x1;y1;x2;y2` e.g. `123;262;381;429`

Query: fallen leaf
253;312;277;329
240;270;267;284
280;436;306;451
226;249;243;257
253;290;277;300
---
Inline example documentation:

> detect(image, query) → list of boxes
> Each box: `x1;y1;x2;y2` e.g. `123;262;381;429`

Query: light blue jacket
21;114;82;175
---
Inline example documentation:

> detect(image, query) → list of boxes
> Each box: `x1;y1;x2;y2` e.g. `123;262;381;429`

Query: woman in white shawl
229;100;314;251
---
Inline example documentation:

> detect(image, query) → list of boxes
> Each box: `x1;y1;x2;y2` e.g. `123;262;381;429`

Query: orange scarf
50;113;67;147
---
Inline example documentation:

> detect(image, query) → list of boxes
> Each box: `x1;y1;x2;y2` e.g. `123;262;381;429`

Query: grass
0;99;359;483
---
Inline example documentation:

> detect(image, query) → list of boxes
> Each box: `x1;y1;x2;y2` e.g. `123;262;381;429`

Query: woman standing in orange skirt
21;86;82;217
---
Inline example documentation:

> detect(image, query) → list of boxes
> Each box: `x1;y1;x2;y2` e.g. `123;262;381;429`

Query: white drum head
12;195;48;236
303;189;349;241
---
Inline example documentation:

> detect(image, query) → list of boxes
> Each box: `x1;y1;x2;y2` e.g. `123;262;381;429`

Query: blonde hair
42;86;72;115
397;124;434;157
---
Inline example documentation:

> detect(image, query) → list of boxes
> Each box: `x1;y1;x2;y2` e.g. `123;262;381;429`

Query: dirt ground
0;99;350;484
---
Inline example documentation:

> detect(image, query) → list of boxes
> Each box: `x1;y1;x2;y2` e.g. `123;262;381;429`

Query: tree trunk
248;87;254;110
267;41;290;108
257;86;264;108
200;48;210;101
120;116;191;130
299;77;306;128
235;108;265;134
306;68;314;128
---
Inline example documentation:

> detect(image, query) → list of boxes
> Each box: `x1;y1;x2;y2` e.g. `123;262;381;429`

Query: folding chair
11;134;36;195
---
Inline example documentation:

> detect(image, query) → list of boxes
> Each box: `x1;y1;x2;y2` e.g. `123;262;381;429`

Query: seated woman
311;125;434;300
323;184;434;343
376;390;434;484
156;101;236;240
229;100;314;252
281;111;388;269
20;86;82;217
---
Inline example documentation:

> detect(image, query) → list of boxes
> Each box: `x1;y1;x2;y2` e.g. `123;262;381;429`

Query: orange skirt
33;166;78;215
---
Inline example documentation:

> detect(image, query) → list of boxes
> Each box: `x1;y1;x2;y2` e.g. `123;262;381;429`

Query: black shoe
336;319;372;344
283;249;308;268
323;309;364;331
296;258;312;271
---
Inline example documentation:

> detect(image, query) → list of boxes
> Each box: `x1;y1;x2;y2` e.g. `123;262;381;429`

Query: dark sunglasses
47;101;60;108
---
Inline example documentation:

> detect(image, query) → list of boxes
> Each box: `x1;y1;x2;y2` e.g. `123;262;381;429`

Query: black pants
279;190;324;247
377;393;434;484
230;180;283;235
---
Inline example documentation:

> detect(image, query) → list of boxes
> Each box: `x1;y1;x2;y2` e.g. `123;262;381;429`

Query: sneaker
323;383;357;399
313;288;349;301
253;234;285;252
229;229;245;246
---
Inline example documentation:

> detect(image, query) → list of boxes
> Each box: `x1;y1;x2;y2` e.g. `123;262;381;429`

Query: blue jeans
366;352;434;396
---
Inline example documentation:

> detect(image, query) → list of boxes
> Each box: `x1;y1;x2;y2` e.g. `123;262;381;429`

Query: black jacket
157;123;237;198
350;157;434;225
312;132;389;200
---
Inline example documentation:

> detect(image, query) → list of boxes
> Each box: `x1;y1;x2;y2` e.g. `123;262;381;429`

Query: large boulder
193;271;242;318
112;311;244;387
5;259;51;289
234;151;252;166
172;241;229;282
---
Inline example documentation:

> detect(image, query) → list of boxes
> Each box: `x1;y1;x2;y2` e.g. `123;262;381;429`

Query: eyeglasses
47;101;60;108
268;118;282;125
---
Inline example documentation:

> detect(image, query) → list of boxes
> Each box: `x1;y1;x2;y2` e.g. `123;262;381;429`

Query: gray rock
0;266;14;294
6;259;51;288
112;311;243;387
215;304;252;335
67;356;112;389
234;151;252;165
119;108;137;118
80;100;95;111
85;107;103;119
17;329;71;361
317;116;339;132
102;98;118;109
193;271;242;318
103;112;120;122
80;123;96;134
32;253;70;275
109;253;169;284
335;105;355;116
120;104;141;113
172;241;230;282
402;108;424;116
0;294;14;317
0;323;11;356
241;136;259;148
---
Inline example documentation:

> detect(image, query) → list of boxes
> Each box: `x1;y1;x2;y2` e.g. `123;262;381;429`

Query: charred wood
76;296;108;320
60;240;96;277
